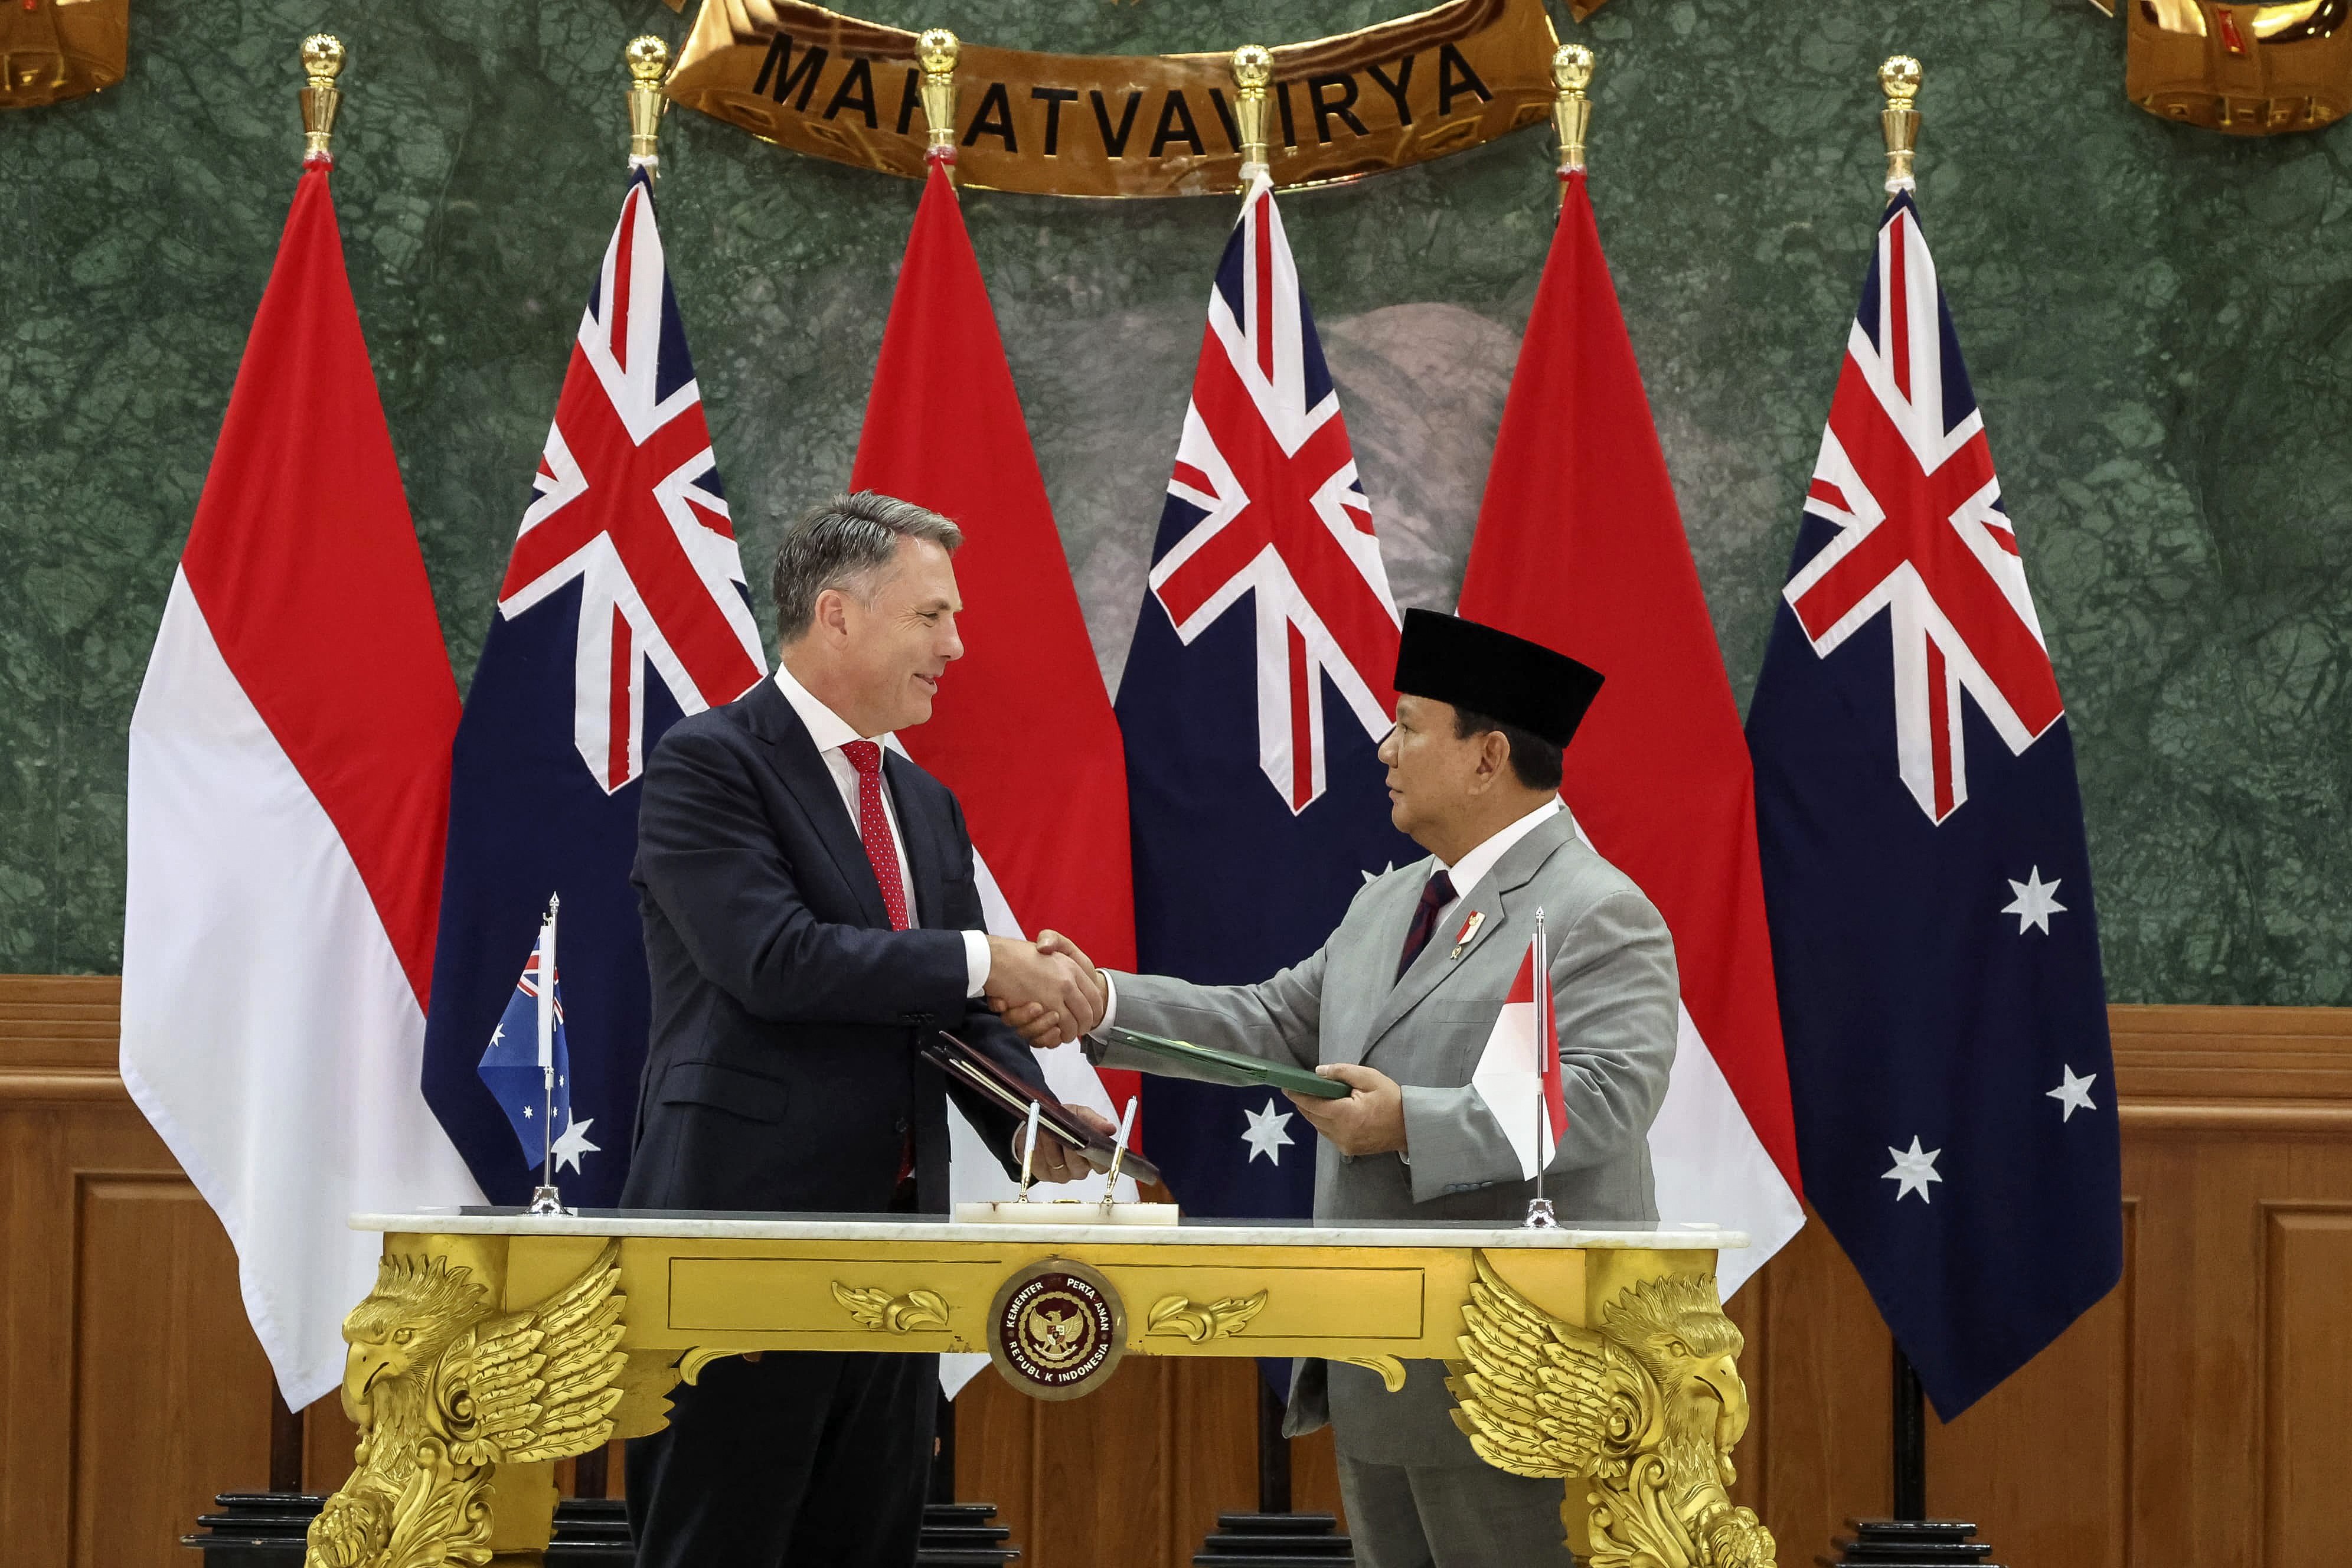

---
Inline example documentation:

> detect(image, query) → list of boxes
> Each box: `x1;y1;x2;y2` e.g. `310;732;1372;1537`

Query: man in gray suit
1008;610;1680;1568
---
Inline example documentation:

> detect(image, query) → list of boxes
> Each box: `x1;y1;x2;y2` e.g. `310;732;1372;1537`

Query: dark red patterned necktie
840;740;909;931
1395;870;1457;980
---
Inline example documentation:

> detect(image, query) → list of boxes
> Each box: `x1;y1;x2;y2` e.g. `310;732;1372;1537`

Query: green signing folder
1099;1025;1350;1099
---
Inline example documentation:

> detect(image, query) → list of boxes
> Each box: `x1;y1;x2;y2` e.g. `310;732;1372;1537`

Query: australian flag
1746;190;2122;1419
1116;173;1414;1223
421;168;767;1207
476;907;590;1172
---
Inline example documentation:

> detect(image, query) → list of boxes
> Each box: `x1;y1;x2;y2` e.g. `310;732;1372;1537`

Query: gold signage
1;0;128;110
664;0;1563;197
2119;0;2351;134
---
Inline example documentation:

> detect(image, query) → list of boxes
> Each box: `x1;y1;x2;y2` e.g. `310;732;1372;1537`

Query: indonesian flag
1456;171;1805;1294
1471;932;1570;1181
119;162;484;1408
850;156;1139;1388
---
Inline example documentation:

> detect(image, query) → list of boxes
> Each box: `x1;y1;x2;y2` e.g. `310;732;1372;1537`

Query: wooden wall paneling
2261;1201;2352;1568
1743;1210;1895;1557
2;976;277;1568
70;1172;273;1568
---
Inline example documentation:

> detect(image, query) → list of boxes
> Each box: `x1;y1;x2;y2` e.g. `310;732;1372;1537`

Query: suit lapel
741;680;893;929
883;747;949;929
1359;815;1577;1060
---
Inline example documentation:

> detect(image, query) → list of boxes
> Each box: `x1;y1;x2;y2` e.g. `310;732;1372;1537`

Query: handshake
981;929;1105;1049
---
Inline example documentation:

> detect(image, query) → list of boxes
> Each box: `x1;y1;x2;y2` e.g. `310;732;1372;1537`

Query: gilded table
306;1211;1775;1568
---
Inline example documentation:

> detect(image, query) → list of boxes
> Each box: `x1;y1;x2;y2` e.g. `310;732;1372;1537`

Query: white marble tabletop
352;1208;1747;1252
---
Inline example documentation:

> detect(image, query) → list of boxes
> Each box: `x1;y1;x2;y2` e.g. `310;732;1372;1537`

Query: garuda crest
305;1241;627;1568
1446;1252;1778;1568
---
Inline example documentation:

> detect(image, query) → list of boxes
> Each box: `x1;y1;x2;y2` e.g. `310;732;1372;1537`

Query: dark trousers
625;1347;937;1568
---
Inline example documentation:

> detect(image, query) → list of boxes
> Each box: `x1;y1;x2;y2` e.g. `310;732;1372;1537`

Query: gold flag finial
1880;55;1921;192
918;29;960;176
1552;44;1594;178
1231;45;1274;185
626;35;670;167
299;35;345;164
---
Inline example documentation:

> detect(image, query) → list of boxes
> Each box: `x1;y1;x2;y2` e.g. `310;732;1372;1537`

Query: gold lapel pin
1448;910;1485;961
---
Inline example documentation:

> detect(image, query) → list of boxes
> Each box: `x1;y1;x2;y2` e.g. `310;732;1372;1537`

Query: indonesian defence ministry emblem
987;1259;1126;1399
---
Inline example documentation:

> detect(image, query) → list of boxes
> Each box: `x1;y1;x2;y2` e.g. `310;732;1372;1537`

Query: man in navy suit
620;491;1104;1568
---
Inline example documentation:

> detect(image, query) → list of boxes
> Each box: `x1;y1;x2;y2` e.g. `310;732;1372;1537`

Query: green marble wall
4;0;2346;1002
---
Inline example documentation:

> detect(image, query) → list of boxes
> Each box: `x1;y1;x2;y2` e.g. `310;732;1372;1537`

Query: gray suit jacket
1090;812;1678;1465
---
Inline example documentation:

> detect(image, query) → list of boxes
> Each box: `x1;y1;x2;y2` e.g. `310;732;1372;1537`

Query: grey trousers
1336;1452;1578;1568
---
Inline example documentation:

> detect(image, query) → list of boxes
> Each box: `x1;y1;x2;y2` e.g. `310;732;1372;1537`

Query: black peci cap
1391;609;1605;749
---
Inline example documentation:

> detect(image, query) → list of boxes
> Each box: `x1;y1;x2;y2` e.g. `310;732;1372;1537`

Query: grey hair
770;491;963;640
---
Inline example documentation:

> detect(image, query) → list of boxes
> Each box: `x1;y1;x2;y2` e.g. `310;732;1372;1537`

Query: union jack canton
1145;174;1402;814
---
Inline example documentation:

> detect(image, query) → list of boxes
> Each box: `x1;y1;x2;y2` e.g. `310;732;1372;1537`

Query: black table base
181;1492;1020;1564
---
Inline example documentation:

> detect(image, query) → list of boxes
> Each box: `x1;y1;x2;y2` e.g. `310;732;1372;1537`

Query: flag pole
1880;46;1929;1531
1551;44;1592;198
1872;49;1928;1542
528;892;565;1215
1525;909;1557;1228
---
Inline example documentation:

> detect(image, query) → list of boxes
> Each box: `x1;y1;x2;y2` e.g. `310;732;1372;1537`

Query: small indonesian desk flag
1471;924;1569;1181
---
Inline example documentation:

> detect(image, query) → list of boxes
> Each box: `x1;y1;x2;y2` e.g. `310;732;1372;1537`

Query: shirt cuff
1094;971;1119;1035
962;929;990;998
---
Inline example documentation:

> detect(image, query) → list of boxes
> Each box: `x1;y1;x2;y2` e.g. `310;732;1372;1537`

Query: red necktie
1395;870;1458;980
840;740;909;931
843;739;917;1188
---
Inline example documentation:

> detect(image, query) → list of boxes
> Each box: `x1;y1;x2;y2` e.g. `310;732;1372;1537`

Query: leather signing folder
1098;1025;1350;1100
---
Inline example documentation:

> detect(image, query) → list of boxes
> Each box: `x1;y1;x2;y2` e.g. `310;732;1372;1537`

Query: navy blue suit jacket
619;676;1037;1214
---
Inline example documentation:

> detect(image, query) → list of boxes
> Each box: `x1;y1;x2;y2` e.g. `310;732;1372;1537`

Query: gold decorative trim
1146;1290;1268;1342
664;0;1562;199
306;1240;628;1568
1338;1354;1407;1393
1446;1252;1776;1568
832;1282;952;1333
676;1347;741;1386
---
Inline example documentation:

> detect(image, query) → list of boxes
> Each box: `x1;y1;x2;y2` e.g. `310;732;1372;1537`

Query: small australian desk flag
476;901;598;1177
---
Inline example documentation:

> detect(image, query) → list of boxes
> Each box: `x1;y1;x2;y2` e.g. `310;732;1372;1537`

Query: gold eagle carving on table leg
305;1240;628;1568
1446;1252;1776;1568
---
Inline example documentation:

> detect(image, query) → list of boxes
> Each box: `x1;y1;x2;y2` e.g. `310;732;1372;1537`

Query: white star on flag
1241;1099;1295;1165
551;1115;600;1174
2002;867;2066;935
2047;1066;2097;1122
1882;1135;1943;1203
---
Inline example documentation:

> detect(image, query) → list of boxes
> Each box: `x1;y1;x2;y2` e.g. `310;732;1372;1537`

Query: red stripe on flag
174;169;459;1009
1253;192;1275;383
1170;460;1215;498
607;605;633;790
1889;211;1910;402
847;160;1141;1124
1288;621;1313;809
1926;638;1955;820
1455;172;1802;1195
610;189;638;371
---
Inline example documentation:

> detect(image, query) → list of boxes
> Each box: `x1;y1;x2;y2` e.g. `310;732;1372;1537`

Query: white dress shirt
773;662;990;997
1096;796;1566;1034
